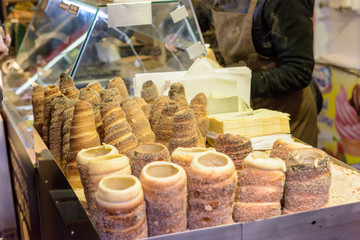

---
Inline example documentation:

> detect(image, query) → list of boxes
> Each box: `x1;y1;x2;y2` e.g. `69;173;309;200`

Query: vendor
197;0;319;147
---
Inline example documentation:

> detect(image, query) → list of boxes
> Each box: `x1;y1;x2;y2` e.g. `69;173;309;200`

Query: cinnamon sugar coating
32;85;45;137
121;97;155;143
100;100;138;156
284;148;331;213
141;80;159;106
108;77;129;99
215;133;252;171
42;85;61;146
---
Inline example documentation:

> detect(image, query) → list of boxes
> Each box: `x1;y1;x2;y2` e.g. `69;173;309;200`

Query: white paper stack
208;109;291;138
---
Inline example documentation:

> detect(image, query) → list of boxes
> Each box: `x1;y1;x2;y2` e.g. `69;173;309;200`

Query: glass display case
2;0;204;154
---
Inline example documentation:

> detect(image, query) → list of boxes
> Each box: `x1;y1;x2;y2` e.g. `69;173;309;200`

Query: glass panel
72;1;204;94
3;0;97;148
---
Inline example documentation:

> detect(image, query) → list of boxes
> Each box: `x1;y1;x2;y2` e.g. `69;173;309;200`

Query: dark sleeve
192;0;213;32
251;0;315;98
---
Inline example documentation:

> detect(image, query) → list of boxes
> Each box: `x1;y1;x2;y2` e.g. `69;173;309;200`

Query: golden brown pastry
61;102;76;171
49;95;69;167
190;93;209;140
215;133;252;172
133;97;151;120
100;99;138;156
129;142;170;178
86;81;103;94
172;94;189;110
59;73;75;94
168;82;185;100
100;88;123;105
141;80;159;106
168;108;204;154
187;151;237;229
283;148;331;214
77;144;131;225
153;101;180;147
79;88;101;107
121;97;155;143
233;153;285;222
96;175;148;240
270;138;311;161
108;77;129;99
67;100;101;189
42;85;61;146
149;96;170;129
63;86;80;100
140;161;187;236
171;147;216;171
32;84;45;137
59;72;79;100
93;104;105;143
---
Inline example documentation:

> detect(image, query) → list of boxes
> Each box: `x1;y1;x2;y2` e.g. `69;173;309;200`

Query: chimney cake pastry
187;151;237;229
96;175;148;240
140;161;187;236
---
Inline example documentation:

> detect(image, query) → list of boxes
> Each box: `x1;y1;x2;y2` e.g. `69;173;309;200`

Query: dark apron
211;0;318;147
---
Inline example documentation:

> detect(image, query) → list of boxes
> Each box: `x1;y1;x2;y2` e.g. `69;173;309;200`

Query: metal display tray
34;129;360;240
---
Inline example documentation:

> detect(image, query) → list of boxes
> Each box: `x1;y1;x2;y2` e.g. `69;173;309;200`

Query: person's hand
0;27;11;59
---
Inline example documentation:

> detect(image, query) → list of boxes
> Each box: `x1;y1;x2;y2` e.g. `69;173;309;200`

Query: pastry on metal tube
93;104;105;143
77;144;131;225
59;73;75;93
67;100;101;189
187;151;237;229
100;99;138;156
140;161;187;236
233;153;285;222
86;81;103;94
168;109;204;154
63;86;79;100
121;97;155;143
42;85;61;146
32;84;45;137
133;97;151;120
215;133;252;172
171;147;216;172
59;73;79;99
96;175;148;240
79;88;101;107
141;80;159;106
130;142;170;178
283;148;331;214
49;95;69;167
108;76;129;99
153;101;180;147
270;138;311;161
168;82;185;100
172;94;189;110
190;92;209;140
150;95;170;129
61;101;77;171
100;88;123;105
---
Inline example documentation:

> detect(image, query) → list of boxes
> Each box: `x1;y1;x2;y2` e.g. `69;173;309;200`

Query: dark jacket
251;0;315;99
193;0;315;99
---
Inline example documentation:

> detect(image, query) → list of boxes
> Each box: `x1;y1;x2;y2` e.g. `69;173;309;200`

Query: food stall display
3;0;360;239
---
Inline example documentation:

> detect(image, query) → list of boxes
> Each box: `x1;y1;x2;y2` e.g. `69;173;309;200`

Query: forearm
251;58;314;98
251;0;315;99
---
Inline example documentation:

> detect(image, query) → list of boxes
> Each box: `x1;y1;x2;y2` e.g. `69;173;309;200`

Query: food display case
3;0;360;239
1;0;204;238
3;0;204;151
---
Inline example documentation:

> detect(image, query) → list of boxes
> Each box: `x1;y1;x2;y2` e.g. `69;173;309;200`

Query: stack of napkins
208;109;290;138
